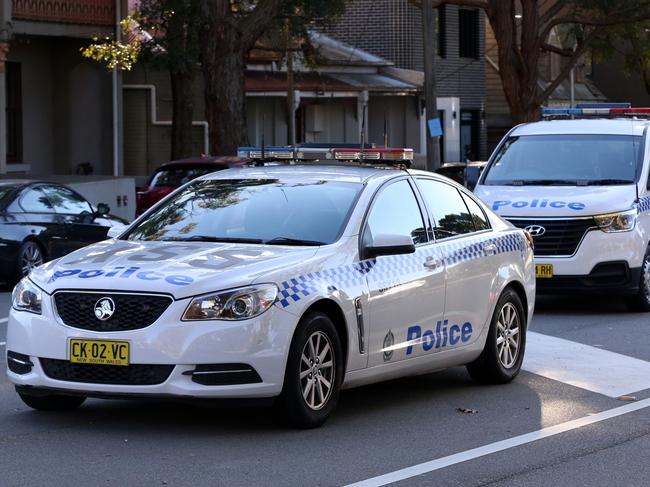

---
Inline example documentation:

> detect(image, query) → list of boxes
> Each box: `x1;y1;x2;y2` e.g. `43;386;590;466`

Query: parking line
344;398;650;487
0;317;7;324
0;342;5;347
523;331;650;397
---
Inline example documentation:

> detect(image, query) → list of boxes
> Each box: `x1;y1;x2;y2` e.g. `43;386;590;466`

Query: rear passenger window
416;179;475;239
461;193;490;231
20;188;54;213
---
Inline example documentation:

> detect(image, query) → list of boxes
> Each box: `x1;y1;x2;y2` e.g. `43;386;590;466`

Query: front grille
54;292;172;331
507;218;595;256
40;359;173;385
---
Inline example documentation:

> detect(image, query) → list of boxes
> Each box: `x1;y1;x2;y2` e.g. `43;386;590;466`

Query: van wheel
275;312;343;428
18;391;86;411
625;249;650;312
467;288;526;384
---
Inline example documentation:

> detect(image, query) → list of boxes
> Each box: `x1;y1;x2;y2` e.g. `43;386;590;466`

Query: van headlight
12;278;42;314
182;284;278;321
593;209;638;233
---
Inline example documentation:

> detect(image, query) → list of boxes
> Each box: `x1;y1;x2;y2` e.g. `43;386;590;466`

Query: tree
83;0;201;160
198;0;345;155
414;0;650;123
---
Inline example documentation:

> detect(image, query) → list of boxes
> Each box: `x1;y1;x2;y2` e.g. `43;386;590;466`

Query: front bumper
5;294;297;399
536;261;641;295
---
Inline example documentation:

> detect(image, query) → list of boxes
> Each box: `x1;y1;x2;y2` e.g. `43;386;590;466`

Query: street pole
285;19;296;146
422;0;441;171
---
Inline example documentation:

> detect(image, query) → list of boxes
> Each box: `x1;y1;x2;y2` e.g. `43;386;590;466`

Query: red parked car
136;156;250;216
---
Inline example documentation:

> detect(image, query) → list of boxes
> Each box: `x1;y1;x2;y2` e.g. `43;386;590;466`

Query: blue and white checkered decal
638;195;650;213
277;232;526;308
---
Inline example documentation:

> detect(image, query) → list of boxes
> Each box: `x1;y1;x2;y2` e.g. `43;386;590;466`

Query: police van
474;107;650;311
7;146;535;428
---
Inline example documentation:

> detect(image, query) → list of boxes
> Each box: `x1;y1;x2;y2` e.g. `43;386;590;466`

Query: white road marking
0;317;7;324
345;398;650;487
523;331;650;398
0;342;5;347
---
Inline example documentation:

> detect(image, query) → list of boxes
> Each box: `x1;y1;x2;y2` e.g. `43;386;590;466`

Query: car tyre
625;248;650;312
466;288;526;384
18;391;86;411
16;241;45;280
275;312;343;429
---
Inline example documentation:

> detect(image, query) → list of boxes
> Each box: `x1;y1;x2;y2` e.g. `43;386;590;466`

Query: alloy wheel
299;331;335;411
21;243;43;276
496;302;521;369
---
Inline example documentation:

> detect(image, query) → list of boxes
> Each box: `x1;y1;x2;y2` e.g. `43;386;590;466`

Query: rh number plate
69;339;129;366
535;264;553;279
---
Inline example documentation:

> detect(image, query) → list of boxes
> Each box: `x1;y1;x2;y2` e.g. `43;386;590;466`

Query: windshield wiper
264;237;326;246
580;179;635;186
168;236;264;243
512;179;579;186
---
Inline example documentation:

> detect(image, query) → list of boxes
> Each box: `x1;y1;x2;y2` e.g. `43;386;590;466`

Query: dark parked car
435;161;487;190
136;156;250;216
0;181;128;282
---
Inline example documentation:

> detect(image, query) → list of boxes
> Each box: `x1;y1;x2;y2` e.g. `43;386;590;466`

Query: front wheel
275;312;343;428
625;249;650;312
16;241;44;280
467;288;526;384
18;391;86;411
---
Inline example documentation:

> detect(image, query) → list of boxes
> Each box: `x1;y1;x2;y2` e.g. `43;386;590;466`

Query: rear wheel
16;241;44;279
467;288;526;384
18;391;86;411
625;249;650;312
275;312;343;428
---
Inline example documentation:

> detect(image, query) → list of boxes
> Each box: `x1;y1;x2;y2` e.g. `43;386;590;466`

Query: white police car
7;156;535;427
474;107;650;311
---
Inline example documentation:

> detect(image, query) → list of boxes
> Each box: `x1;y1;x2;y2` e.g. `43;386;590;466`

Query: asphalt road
1;291;650;486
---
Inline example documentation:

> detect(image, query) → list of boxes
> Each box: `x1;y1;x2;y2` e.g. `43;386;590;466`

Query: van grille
506;218;595;256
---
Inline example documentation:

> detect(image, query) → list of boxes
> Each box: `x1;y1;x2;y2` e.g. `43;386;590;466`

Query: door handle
423;256;439;269
483;243;497;255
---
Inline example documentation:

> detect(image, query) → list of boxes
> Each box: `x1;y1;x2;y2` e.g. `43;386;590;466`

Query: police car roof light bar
237;146;414;167
541;107;650;119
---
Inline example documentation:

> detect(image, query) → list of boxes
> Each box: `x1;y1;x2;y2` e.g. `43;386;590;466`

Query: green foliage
80;19;141;71
81;0;201;73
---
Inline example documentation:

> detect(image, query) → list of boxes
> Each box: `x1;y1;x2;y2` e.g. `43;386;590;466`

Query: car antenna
383;112;388;148
359;106;366;162
259;115;266;167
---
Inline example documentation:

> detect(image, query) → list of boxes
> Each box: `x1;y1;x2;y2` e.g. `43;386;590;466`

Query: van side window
417;179;475;239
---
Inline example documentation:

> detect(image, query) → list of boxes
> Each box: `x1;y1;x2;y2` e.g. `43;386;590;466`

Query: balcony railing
12;0;115;26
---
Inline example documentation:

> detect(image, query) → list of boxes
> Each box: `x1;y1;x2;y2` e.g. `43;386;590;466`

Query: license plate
69;339;129;366
535;264;553;278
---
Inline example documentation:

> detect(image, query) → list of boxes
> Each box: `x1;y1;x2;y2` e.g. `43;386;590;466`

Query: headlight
182;284;278;321
593;209;638;233
12;278;42;314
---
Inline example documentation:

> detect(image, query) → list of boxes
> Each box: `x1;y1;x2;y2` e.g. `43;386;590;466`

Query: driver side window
41;185;93;215
364;179;427;247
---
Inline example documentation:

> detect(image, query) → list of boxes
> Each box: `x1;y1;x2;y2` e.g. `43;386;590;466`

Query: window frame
359;176;431;260
40;184;93;216
414;177;491;242
18;186;56;214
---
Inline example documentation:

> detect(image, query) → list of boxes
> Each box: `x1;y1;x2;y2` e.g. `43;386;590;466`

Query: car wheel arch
298;299;349;376
504;280;528;319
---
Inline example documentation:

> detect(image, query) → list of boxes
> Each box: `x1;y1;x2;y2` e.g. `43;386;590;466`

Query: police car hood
475;184;636;217
30;239;320;299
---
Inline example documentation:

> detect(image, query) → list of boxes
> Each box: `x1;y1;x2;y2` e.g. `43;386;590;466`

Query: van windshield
483;134;643;185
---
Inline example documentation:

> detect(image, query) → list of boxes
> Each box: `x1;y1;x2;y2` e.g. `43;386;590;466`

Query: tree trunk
200;6;248;156
170;69;195;160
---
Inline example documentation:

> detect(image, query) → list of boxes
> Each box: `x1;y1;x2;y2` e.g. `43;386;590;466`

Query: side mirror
365;233;415;259
463;165;481;191
107;224;128;239
96;203;110;216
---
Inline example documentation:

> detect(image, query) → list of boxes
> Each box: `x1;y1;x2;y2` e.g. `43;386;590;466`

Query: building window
459;8;479;58
460;109;480;161
437;6;446;58
6;62;23;164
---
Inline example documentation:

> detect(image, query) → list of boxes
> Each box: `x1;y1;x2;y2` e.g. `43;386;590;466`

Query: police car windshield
484;134;642;185
125;178;362;245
